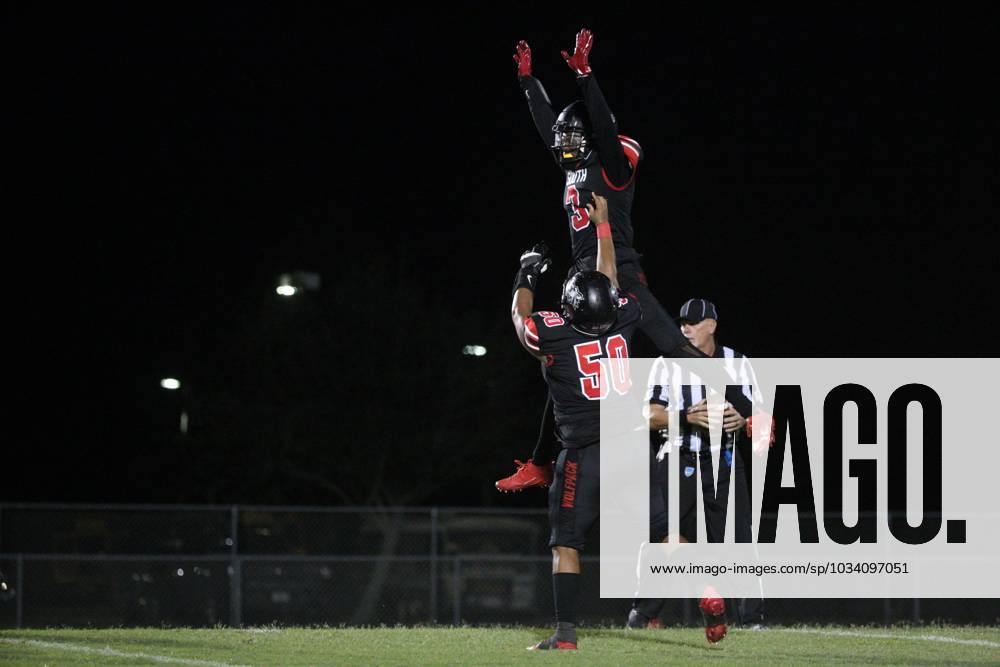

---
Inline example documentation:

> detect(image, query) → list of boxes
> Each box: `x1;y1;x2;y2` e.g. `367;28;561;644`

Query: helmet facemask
552;127;590;166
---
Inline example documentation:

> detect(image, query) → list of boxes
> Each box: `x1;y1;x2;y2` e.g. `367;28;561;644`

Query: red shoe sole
526;641;577;651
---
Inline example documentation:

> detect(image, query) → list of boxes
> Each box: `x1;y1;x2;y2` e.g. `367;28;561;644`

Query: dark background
6;6;997;506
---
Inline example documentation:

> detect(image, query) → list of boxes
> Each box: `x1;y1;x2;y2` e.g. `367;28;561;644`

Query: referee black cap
676;298;719;323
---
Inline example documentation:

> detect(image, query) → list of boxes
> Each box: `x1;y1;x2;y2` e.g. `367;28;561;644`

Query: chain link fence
0;504;995;628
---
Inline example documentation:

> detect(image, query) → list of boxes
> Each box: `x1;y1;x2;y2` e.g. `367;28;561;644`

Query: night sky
7;6;998;506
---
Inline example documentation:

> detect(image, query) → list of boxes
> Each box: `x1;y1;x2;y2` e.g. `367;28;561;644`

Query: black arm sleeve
577;74;631;185
518;75;557;151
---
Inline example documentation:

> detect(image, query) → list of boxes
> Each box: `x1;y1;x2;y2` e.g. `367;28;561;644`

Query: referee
629;298;765;629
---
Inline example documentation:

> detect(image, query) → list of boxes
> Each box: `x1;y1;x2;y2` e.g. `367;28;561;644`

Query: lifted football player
498;28;705;493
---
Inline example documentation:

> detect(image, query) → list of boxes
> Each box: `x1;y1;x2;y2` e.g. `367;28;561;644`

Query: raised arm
514;41;558;152
511;242;551;360
585;194;617;288
562;29;637;186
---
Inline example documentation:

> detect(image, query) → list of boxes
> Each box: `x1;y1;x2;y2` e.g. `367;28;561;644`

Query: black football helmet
551;101;592;167
561;270;619;336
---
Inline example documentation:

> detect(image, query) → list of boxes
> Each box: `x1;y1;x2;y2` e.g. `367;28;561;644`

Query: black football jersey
562;137;641;263
523;296;642;448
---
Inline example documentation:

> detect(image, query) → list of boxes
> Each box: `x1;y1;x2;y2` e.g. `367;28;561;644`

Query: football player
498;29;706;493
513;194;648;651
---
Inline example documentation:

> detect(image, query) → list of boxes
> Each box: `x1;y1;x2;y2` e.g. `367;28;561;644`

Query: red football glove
561;28;593;76
746;415;777;448
513;40;532;77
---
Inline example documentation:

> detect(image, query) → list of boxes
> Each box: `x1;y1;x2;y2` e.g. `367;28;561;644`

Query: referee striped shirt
648;346;764;454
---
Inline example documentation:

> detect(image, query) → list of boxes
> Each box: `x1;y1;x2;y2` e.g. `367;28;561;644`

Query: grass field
2;626;999;665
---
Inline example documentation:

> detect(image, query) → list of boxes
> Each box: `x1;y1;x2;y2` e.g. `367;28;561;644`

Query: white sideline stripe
764;627;1000;649
0;637;250;666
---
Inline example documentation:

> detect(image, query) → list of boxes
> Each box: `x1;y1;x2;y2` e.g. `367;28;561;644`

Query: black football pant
548;445;601;550
617;262;705;359
548;444;669;551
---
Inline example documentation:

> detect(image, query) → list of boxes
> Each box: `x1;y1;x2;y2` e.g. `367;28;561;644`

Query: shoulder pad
618;135;641;169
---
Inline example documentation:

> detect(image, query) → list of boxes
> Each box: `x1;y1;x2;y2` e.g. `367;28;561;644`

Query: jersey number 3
565;185;591;231
574;334;631;400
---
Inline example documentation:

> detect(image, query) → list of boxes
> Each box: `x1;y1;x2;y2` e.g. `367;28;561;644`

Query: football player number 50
574;334;631;400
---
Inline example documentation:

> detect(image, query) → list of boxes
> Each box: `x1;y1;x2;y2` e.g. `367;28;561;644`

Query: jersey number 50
574;334;631;400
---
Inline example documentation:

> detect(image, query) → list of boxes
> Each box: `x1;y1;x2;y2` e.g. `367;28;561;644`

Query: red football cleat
704;622;727;644
495;459;553;492
699;586;727;644
527;635;577;651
